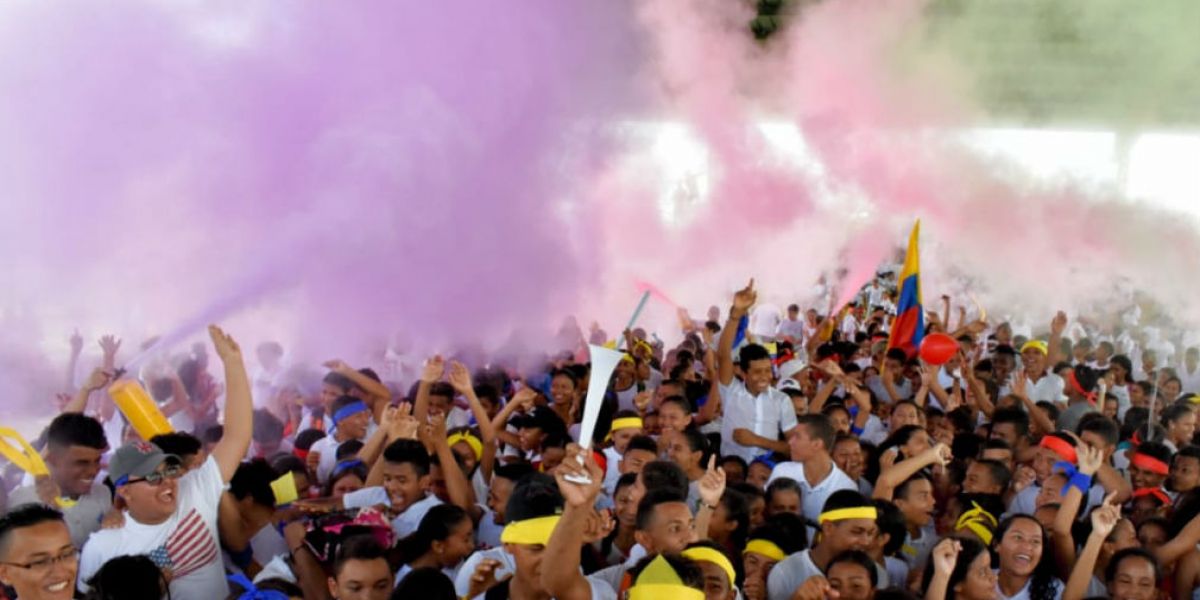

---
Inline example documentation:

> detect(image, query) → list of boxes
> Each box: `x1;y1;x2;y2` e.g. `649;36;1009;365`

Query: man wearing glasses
77;325;254;600
0;504;77;600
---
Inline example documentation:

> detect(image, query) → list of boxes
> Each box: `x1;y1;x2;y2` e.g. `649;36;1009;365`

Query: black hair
382;439;431;476
271;454;308;479
720;455;748;474
493;462;536;484
821;404;850;421
738;344;771;371
429;382;456;401
981;438;1013;454
885;348;908;363
149;432;202;459
822;490;872;513
973;458;1013;491
0;504;64;556
85;554;168;600
640;460;689;498
252;409;285;444
324;461;369;497
679;428;708;457
230;459;277;507
399;504;471;563
332;535;388;578
920;536;990;598
748;512;808;553
1110;354;1133;375
796;414;836;452
826;550;877;586
336;439;364;461
1034;401;1059;422
1077;414;1120;447
718;488;751;549
392;567;456;600
880;425;927;460
629;553;704;591
202;425;224;445
505;473;563;523
294;428;326;451
323;372;354;393
627;435;659;456
661;395;694;416
994;344;1016;357
1168;489;1200;538
873;500;906;556
895;473;932;501
765;478;802;509
991;408;1030;438
358;367;382;383
1162;402;1195;427
1104;547;1160;585
636;489;688;531
1176;445;1200;465
46;413;106;451
993;515;1057;600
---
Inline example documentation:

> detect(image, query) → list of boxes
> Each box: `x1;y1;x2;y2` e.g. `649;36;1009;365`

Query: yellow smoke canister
108;379;174;440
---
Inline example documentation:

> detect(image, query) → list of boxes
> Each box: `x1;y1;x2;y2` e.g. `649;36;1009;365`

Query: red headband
1132;487;1171;506
1132;453;1170;476
1066;371;1097;404
1039;436;1077;464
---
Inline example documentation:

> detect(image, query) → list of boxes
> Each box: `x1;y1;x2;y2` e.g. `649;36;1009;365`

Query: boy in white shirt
78;325;253;600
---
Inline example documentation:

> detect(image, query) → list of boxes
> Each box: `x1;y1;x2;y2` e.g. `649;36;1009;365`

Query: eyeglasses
127;463;184;486
1;548;79;573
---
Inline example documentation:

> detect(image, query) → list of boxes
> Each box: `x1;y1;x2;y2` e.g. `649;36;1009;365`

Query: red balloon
919;333;958;365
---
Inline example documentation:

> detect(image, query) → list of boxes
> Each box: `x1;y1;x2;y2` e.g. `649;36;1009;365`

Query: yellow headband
743;539;786;561
500;515;561;545
1020;340;1048;355
955;502;997;545
819;507;877;524
682;547;736;589
611;417;644;432
628;556;706;600
0;427;75;508
447;432;484;461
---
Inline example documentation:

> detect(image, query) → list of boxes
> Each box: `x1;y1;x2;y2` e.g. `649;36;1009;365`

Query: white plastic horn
564;343;625;485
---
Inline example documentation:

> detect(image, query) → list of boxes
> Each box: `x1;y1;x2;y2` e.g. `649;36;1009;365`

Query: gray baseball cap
109;441;180;486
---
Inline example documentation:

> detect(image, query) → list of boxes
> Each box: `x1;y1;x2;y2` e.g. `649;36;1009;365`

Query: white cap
778;358;807;381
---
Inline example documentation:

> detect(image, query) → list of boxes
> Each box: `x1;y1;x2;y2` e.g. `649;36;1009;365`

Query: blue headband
332;459;365;476
228;573;291;600
332;400;369;425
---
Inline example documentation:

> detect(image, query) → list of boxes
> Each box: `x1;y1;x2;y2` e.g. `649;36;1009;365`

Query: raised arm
542;447;605;600
692;456;725;541
873;444;951;501
209;325;253;482
695;349;722;425
424;413;480;520
412;355;444;424
66;330;83;392
1011;371;1056;436
1048;311;1068;368
1050;445;1102;579
1063;497;1119;600
448;362;494;441
718;279;757;386
324;359;391;402
62;368;112;415
925;538;960;600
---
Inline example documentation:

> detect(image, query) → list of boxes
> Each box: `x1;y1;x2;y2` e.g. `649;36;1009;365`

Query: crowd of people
2;273;1200;600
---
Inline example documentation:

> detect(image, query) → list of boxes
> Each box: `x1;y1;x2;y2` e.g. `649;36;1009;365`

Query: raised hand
1072;438;1104;477
428;412;448;440
1012;464;1037;495
582;509;616;544
1089;492;1121;538
98;334;121;359
69;329;83;356
731;279;757;315
553;445;604;508
1051;311;1068;335
931;538;961;575
81;367;114;393
389;403;419;440
1011;368;1028;397
323;359;351;373
467;558;509;600
633;390;653;413
792;576;836;600
207;325;242;362
448;361;473;394
511;388;537;412
697;455;727;508
924;443;953;468
421;355;446;384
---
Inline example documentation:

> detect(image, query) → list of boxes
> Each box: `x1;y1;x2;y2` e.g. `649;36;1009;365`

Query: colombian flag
887;221;924;358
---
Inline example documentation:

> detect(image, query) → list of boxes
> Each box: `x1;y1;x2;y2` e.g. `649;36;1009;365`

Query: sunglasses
127;463;184;486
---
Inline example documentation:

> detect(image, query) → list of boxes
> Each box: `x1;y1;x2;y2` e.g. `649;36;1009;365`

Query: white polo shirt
719;380;798;463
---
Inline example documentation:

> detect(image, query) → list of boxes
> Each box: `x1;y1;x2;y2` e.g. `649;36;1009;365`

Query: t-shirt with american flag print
77;456;228;600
